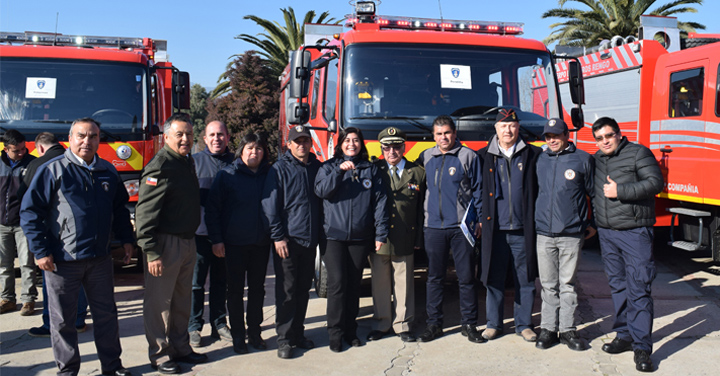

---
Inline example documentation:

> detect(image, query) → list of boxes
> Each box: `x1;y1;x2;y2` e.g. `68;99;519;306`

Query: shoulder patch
145;177;158;186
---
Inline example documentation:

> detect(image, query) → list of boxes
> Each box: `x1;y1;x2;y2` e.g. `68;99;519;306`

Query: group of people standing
6;106;664;375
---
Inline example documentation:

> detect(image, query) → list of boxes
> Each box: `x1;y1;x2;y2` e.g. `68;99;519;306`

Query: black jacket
192;147;234;236
0;151;35;226
262;151;322;249
592;137;663;230
18;144;65;199
314;156;389;243
477;137;541;285
535;142;594;236
206;159;270;247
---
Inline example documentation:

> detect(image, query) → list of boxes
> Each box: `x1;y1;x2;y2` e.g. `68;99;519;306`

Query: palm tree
211;8;338;99
542;0;706;47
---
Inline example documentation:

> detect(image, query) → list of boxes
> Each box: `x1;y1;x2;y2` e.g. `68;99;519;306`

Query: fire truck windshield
342;44;560;141
0;58;146;139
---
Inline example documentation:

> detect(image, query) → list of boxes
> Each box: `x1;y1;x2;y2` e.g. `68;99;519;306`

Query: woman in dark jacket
314;127;389;352
205;132;270;355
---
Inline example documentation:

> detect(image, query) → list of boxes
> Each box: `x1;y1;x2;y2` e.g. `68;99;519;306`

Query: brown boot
20;301;35;316
0;299;17;314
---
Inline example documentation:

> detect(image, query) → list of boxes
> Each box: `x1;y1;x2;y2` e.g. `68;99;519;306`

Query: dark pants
324;239;371;340
189;235;228;332
424;227;478;326
598;227;656;352
485;229;536;332
45;255;122;376
41;271;88;329
274;240;316;345
225;243;270;342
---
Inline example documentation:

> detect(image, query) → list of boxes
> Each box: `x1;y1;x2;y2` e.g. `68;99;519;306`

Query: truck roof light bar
345;15;524;35
0;31;146;49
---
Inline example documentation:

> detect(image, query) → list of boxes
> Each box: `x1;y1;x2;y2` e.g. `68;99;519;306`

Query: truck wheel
315;256;328;298
682;38;720;49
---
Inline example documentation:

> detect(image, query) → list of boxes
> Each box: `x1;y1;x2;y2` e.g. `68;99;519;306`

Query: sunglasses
594;132;617;142
381;144;404;151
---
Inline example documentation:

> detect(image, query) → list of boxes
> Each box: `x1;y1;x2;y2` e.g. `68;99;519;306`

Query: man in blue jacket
262;125;322;359
534;118;594;351
0;129;36;315
188;121;234;347
21;118;135;376
416;115;483;343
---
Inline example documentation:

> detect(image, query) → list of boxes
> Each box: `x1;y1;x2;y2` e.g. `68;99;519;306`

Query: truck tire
682;38;720;49
315;258;328;298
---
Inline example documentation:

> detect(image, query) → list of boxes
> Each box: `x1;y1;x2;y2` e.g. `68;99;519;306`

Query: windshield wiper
31;120;121;141
349;116;432;133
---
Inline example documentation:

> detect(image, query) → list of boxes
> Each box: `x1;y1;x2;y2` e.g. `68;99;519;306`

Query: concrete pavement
1;246;719;375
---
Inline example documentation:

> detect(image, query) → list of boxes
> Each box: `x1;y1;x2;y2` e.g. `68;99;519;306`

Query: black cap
378;126;406;144
495;108;519;123
543;118;568;136
288;125;311;141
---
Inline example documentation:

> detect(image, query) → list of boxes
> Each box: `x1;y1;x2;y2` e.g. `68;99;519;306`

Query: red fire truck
0;31;190;265
280;1;585;295
554;16;720;262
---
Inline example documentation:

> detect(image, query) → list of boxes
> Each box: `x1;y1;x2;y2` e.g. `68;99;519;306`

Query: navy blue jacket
314;156;389;243
206;159;270;247
262;150;322;249
478;136;541;285
1;151;35;226
20;150;134;262
192;147;234;236
535;142;594;236
416;141;482;229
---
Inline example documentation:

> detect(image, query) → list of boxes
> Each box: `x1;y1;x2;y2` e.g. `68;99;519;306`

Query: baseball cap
543;118;569;136
288;125;311;141
378;126;406;144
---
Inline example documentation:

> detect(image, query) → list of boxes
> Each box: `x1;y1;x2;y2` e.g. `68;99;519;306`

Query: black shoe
535;329;559;350
560;331;588;351
102;367;132;376
367;330;391;341
329;338;343;353
344;335;362;347
602;337;633;354
293;337;315;349
173;351;208;364
277;343;292;359
634;349;654;372
399;331;416;342
461;324;486;343
419;325;443;342
233;341;248;354
248;334;267;350
151;361;180;375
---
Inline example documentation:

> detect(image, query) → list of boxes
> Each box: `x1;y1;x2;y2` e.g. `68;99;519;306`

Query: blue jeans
485;229;536;332
42;270;87;329
424;227;478;326
189;236;228;332
598;227;656;352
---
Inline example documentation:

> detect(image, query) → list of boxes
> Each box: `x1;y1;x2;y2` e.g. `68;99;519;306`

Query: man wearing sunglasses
591;117;663;373
368;127;425;343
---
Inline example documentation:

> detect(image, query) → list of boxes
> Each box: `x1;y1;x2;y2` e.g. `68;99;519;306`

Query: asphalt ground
1;242;719;376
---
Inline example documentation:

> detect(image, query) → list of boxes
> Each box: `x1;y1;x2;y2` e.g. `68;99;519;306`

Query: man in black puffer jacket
591;117;663;373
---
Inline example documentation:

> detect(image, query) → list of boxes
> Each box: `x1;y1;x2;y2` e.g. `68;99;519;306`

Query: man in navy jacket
21;118;135;376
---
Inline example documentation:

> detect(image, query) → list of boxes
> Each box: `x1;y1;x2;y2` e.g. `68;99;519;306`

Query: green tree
188;83;209;144
542;0;706;46
206;51;280;160
210;7;338;99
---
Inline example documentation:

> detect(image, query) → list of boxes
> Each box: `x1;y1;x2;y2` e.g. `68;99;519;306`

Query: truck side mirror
568;61;585;105
571;107;584;130
287;99;309;125
289;50;312;99
172;71;191;110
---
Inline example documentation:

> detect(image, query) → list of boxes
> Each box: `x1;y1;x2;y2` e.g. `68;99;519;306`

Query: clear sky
2;0;719;90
